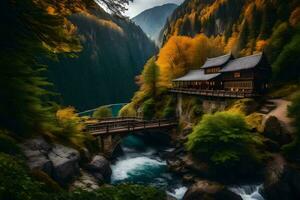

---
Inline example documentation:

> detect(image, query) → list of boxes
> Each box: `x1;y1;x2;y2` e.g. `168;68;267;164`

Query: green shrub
162;106;176;119
142;98;155;119
119;103;137;117
0;153;166;200
186;112;257;169
30;170;62;192
0;153;51;200
0;130;21;155
93;106;113;119
282;92;300;160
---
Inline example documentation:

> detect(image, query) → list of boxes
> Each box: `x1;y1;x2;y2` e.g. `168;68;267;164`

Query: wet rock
86;155;112;182
20;137;53;175
182;173;194;183
262;154;300;200
263;116;291;145
182;154;209;177
48;144;80;185
183;180;242;200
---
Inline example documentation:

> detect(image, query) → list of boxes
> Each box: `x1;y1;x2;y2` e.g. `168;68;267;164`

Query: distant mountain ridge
132;3;178;44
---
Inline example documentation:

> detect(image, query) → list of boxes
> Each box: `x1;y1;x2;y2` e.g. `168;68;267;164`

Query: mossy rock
246;112;264;132
30;170;62;192
227;99;259;115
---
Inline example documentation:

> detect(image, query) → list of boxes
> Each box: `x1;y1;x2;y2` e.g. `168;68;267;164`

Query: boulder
70;170;100;191
48;144;80;185
183;180;242;200
263;116;291;145
86;155;112;181
262;154;300;200
20;137;53;175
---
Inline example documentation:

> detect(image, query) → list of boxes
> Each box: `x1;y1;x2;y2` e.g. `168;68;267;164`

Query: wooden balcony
169;88;258;98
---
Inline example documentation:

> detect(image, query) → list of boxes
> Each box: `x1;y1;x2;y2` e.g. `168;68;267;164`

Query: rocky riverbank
163;113;300;200
20;137;112;190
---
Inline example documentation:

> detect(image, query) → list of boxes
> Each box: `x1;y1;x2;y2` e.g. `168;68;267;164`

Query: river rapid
110;134;265;200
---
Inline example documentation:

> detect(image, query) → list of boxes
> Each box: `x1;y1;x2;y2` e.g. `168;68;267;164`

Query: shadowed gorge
48;8;157;111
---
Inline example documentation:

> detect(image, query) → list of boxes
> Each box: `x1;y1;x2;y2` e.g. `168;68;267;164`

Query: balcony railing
169;88;257;98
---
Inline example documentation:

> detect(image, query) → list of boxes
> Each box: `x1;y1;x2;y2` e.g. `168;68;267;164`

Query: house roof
220;53;263;72
173;69;220;82
202;53;232;69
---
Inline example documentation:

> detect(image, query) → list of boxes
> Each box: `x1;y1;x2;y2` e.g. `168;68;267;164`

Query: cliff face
48;8;157;111
132;3;178;43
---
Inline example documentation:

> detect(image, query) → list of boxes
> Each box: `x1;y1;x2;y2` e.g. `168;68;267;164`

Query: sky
125;0;184;18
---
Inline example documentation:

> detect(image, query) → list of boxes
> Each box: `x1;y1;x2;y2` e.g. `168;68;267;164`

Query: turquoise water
111;135;188;199
110;135;264;200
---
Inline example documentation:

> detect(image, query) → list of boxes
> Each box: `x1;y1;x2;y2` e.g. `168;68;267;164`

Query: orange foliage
200;0;227;22
157;34;225;88
225;32;239;53
256;40;268;52
290;7;300;27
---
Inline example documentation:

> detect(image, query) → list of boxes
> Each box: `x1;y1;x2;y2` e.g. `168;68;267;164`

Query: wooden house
171;52;271;98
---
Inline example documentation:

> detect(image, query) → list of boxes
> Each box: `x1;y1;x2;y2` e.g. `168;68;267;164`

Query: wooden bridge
85;117;178;155
86;117;178;136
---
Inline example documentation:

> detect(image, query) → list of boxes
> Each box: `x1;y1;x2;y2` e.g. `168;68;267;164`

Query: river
110;134;265;200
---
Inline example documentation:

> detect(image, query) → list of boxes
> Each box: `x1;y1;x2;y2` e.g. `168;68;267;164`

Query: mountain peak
132;3;178;44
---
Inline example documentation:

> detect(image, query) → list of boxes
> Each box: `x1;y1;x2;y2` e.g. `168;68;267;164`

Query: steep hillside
159;0;300;83
132;3;178;43
48;8;157;111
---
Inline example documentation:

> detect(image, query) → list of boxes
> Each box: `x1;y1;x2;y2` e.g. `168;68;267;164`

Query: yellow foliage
290;7;300;27
55;107;91;149
246;113;264;133
157;34;225;88
225;32;239;53
119;103;137;117
157;35;194;87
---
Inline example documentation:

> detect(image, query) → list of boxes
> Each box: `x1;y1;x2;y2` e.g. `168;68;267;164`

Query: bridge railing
169;88;257;98
85;118;178;134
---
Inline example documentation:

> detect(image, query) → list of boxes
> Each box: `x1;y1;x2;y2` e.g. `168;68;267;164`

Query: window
234;72;241;78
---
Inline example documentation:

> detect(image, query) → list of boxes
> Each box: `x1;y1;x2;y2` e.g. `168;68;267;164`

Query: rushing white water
229;185;264;200
111;135;187;199
111;156;166;181
167;186;188;200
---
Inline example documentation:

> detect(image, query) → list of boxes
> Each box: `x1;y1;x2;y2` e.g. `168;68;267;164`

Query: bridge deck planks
87;118;177;136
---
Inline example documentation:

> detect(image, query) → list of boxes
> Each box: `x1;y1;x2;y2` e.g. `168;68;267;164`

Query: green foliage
186;112;257;168
119;103;137;117
65;185;166;200
141;57;160;97
142;98;156;120
93;106;113;119
0;130;21;155
30;170;62;192
282;92;300;160
162;106;176;119
273;27;300;82
0;153;166;200
0;153;51;200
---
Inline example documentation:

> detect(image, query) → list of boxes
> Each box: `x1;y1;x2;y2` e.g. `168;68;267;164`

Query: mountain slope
159;0;300;83
132;3;178;43
48;7;157;111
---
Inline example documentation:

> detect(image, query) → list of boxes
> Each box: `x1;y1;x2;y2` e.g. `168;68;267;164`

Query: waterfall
229;185;264;200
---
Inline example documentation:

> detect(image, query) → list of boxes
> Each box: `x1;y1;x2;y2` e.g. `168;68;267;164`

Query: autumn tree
141;57;160;97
